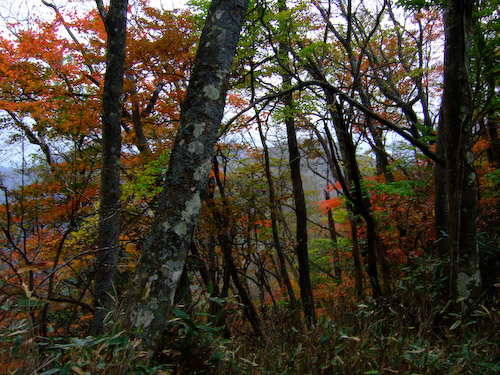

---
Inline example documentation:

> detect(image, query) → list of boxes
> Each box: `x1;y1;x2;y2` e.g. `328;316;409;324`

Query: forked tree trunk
122;0;249;356
326;95;387;297
300;51;390;297
211;157;263;336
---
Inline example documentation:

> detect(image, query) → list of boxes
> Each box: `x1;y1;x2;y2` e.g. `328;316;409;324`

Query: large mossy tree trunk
442;0;482;305
93;0;128;334
124;0;248;356
122;0;249;357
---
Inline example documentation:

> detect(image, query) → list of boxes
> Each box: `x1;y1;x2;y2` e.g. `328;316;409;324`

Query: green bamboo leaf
60;362;71;375
39;369;60;375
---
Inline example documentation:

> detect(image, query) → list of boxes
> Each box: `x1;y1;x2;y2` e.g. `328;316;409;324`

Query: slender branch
95;0;108;27
222;81;444;165
42;0;102;87
7;110;53;167
47;297;93;312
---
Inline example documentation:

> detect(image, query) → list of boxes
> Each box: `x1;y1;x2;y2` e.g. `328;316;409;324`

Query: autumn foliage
1;0;500;374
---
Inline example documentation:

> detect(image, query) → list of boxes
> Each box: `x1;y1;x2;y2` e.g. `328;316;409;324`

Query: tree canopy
0;0;499;373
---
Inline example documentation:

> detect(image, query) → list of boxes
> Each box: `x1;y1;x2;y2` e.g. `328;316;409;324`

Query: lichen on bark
122;0;250;357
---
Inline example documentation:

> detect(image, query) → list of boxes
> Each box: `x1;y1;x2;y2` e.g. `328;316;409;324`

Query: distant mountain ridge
0;165;25;190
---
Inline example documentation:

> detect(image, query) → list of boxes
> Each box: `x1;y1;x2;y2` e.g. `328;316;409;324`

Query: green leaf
474;362;500;370
172;306;190;321
71;337;88;347
60;362;71;375
172;307;198;331
1;299;11;311
449;320;461;330
39;369;61;375
364;371;379;374
11;334;22;357
16;297;47;308
209;350;223;363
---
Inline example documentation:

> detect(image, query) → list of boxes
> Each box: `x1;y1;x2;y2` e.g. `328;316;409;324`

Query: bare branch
95;0;108;28
42;0;102;87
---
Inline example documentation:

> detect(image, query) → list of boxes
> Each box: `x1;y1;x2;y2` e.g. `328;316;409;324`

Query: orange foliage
313;196;344;215
0;1;198;341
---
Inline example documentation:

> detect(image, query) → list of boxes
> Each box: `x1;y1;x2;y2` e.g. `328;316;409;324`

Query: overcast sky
0;0;188;30
156;0;187;9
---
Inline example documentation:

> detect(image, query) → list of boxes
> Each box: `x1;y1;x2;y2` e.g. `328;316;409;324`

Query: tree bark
434;113;448;258
250;55;299;312
122;0;249;357
324;189;341;280
297;42;390;296
257;117;299;311
348;208;365;300
286;105;316;326
210;156;263;336
93;0;128;334
278;0;316;327
487;117;500;167
126;73;153;156
442;0;482;305
325;94;386;297
308;123;364;297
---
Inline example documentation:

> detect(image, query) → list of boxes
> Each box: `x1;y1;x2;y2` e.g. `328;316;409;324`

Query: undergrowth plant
0;291;245;375
2;259;500;375
225;259;500;375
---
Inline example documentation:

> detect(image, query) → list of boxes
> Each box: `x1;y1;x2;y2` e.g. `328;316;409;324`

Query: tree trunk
211;156;263;337
325;189;342;280
223;238;262;336
127;73;153;156
257;118;299;311
314;0;393;182
326;95;387;297
434;113;448;258
249;54;299;311
286;109;316;326
348;208;365;300
348;59;394;183
278;0;316;326
442;0;482;305
93;0;128;334
487;117;500;167
309;123;363;297
300;50;390;297
122;0;249;357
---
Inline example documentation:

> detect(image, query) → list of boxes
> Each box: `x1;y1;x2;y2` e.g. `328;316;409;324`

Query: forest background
0;0;499;374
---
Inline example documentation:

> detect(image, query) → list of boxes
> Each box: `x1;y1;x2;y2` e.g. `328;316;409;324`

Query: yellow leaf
71;366;86;375
18;263;46;274
142;281;151;300
22;282;32;299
